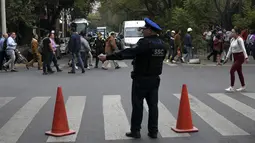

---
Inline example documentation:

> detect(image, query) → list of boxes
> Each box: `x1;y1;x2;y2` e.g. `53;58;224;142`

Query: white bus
120;20;145;49
72;18;89;34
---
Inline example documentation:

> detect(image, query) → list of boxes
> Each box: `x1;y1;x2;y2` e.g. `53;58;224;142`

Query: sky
92;1;100;13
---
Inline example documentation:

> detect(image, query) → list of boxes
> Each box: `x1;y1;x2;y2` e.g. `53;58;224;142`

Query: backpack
38;37;47;53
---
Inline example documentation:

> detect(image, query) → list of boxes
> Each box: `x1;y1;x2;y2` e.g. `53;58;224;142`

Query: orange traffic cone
45;87;76;137
171;84;198;133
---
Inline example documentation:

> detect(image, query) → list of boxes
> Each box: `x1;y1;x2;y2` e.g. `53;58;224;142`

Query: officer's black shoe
147;132;157;139
82;70;85;74
125;131;141;139
115;66;120;69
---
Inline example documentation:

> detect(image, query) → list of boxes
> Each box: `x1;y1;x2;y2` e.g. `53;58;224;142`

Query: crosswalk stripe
47;96;86;142
241;93;255;100
143;100;190;137
0;97;15;109
117;61;128;67
208;93;255;122
103;95;131;140
173;94;249;136
0;97;50;143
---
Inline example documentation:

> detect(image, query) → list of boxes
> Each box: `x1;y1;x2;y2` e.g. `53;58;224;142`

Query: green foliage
6;0;39;27
232;0;255;29
73;0;95;18
170;7;207;50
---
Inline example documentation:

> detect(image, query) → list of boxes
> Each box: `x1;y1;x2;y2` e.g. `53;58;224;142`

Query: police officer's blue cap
141;18;162;31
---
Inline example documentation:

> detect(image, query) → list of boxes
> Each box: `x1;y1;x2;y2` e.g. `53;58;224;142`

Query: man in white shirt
3;32;18;72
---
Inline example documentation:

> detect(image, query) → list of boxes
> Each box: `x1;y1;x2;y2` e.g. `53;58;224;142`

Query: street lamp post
1;0;7;33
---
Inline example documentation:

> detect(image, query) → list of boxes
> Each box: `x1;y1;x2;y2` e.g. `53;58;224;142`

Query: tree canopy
97;0;255;31
94;0;255;50
5;0;95;31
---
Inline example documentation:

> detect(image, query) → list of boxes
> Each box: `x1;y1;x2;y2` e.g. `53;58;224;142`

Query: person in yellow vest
26;34;42;70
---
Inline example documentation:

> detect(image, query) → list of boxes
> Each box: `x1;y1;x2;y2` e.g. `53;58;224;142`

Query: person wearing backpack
41;31;55;75
223;27;248;92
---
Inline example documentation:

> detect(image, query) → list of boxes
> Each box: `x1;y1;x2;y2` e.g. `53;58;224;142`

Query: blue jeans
71;52;85;72
183;46;192;62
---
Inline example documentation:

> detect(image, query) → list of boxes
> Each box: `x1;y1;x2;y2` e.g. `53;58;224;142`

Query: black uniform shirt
106;35;167;78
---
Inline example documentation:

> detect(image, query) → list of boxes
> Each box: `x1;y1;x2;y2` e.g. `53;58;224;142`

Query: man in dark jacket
68;23;85;74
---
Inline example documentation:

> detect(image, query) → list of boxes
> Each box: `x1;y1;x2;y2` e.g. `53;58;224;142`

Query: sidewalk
186;56;255;67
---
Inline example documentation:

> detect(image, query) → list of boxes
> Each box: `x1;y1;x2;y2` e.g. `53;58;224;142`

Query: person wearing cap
99;18;167;139
68;22;85;74
183;28;193;62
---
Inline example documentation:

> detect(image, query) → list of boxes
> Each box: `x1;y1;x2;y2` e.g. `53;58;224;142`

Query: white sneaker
236;86;246;92
225;86;235;92
182;57;185;62
166;60;169;63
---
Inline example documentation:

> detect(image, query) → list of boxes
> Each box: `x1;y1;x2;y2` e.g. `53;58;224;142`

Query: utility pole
1;0;7;34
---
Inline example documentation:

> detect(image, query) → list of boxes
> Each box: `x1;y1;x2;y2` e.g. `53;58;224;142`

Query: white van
120;20;145;49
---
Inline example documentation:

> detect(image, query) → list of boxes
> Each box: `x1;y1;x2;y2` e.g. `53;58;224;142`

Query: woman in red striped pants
224;28;248;92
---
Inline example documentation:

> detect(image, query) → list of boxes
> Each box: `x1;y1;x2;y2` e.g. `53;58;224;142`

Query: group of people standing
47;23;121;74
165;28;194;64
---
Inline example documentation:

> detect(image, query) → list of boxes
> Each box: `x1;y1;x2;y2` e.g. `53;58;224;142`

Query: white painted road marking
47;96;86;142
143;100;190;137
0;97;50;143
173;94;249;136
0;97;15;109
103;95;131;140
242;93;255;100
209;93;255;122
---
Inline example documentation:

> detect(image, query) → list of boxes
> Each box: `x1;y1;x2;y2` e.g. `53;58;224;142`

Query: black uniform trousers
131;76;160;134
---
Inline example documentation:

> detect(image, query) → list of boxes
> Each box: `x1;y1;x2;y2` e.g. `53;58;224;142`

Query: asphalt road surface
0;59;255;143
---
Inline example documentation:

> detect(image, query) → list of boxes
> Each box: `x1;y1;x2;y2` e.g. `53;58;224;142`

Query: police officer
98;18;167;139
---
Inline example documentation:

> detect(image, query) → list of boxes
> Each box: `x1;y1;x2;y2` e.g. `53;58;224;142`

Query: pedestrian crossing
0;92;254;142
